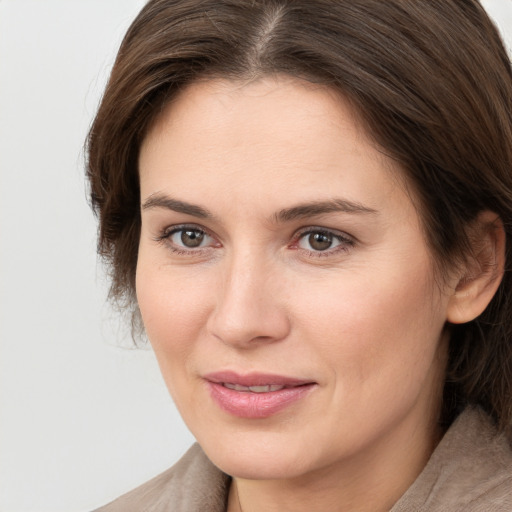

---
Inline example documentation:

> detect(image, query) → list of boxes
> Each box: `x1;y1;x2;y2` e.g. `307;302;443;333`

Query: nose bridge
207;244;290;347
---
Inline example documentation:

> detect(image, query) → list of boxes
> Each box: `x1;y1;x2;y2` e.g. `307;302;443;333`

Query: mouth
203;371;316;419
221;383;290;393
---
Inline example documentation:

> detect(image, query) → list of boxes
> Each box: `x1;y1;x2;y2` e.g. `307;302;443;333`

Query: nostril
206;265;291;346
207;307;291;348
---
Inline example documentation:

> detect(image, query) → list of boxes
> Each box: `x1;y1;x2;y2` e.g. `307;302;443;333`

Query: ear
447;211;506;324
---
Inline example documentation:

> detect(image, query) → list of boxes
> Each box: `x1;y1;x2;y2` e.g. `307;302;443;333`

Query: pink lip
203;371;316;419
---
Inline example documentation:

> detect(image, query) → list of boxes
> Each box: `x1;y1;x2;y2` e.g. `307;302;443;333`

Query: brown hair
86;0;512;435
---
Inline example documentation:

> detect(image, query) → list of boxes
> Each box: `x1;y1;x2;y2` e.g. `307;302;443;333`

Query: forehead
138;76;410;221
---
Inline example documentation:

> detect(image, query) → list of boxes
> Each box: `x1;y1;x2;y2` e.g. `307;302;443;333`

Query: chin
208;449;307;480
196;429;319;480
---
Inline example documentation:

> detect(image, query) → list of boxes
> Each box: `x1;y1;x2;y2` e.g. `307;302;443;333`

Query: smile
204;371;316;419
222;383;287;393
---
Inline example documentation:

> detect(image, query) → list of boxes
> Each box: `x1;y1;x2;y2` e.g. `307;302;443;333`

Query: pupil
309;232;332;251
181;229;204;248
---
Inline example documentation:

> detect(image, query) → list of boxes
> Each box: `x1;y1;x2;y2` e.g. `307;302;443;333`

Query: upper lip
203;371;315;387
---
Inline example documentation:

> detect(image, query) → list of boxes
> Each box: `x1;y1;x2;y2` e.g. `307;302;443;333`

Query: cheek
135;260;217;416
294;257;446;395
135;260;212;355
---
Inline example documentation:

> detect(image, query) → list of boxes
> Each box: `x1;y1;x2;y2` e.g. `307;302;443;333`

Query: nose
206;252;291;348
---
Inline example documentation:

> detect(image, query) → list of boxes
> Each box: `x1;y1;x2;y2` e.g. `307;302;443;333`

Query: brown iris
308;232;333;251
181;229;204;248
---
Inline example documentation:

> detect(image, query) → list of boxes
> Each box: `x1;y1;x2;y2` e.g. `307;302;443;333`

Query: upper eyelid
162;223;211;237
156;223;355;248
154;224;215;245
161;225;352;237
293;226;354;241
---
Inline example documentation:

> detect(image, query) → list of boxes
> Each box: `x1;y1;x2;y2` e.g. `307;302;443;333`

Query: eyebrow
141;194;213;218
274;199;378;222
141;194;378;222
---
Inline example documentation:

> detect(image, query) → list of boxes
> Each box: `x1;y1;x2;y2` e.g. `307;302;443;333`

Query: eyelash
155;224;218;256
290;227;355;258
155;224;355;258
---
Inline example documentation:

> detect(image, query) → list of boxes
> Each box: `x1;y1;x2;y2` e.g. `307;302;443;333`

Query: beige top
94;408;512;511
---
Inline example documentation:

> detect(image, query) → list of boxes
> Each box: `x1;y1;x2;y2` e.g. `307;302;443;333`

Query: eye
295;228;354;254
171;228;209;248
159;225;217;252
299;231;339;251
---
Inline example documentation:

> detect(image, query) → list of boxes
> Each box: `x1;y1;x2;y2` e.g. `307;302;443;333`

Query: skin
136;76;460;512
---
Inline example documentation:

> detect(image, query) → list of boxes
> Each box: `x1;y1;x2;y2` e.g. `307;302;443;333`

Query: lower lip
207;382;315;419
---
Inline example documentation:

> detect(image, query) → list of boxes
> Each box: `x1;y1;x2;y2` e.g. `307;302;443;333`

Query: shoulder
93;443;230;512
392;407;512;512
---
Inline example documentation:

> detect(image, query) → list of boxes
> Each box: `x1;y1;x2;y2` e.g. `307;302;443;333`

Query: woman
88;0;512;510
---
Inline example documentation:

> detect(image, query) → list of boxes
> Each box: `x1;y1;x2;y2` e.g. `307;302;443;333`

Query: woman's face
137;76;453;481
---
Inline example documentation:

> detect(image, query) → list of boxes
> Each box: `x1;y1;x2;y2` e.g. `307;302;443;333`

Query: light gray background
1;1;511;511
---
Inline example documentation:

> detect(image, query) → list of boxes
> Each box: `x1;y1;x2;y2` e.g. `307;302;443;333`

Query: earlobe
446;211;506;325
